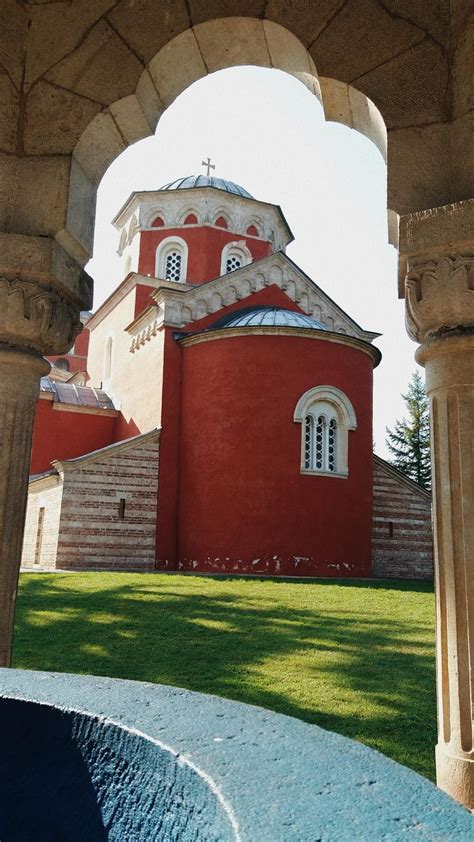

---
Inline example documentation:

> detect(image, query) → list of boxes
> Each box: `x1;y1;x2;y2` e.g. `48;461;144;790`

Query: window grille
328;418;337;472
165;250;182;281
304;414;338;472
226;255;242;273
304;416;313;470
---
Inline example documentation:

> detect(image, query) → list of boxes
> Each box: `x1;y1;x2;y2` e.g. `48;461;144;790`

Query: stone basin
0;669;473;841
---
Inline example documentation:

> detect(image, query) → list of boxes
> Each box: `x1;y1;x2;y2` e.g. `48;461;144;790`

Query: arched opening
104;336;113;381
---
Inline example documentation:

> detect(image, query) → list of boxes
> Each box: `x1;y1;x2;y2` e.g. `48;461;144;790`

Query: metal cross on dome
201;157;215;177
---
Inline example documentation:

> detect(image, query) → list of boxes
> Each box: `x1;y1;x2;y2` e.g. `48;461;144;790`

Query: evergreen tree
386;371;431;489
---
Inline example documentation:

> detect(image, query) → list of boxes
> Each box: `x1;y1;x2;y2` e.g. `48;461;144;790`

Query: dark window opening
389;521;394;538
118;498;126;520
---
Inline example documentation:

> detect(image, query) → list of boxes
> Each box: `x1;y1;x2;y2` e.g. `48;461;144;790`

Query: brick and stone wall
21;476;63;569
372;455;433;580
55;431;160;572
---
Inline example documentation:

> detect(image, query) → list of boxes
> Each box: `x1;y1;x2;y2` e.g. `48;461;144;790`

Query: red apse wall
138;227;271;283
173;333;374;577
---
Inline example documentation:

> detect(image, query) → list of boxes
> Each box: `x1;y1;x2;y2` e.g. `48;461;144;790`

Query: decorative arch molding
220;241;253;276
142;207;169;228
294;386;357;478
156;235;189;282
244;217;264;237
212;209;233;229
177;207;200;225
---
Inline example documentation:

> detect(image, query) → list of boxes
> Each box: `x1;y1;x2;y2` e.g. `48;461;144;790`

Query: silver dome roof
209;306;328;331
159;175;253;199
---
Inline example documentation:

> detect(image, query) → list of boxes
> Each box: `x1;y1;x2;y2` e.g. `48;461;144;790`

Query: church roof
159;175;253;199
208;306;329;331
40;377;115;410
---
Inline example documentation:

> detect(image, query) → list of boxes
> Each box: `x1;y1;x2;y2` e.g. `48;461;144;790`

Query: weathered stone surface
319;78;387;160
25;81;101;155
1;671;474;836
311;0;423;83
399;199;474;257
380;0;450;46
73;111;126;185
8;156;70;238
45;19;143;106
135;68;165;132
25;0;117;88
263;20;316;77
266;0;347;49
189;0;265;25
193;17;271;73
107;0;190;64
109;95;153;145
148;28;207;108
63;157;97;262
0;155;16;231
0;233;93;310
388;124;451;216
0;0;28;88
452;14;474;118
0;73;18;153
355;39;449;129
452;113;474;203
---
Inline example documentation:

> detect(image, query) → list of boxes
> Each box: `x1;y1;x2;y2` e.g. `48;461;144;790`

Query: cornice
178;325;382;367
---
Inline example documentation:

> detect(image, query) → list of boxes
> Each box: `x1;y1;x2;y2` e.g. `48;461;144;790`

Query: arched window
54;358;70;372
184;213;198;225
220;242;252;276
152;216;165;227
104;336;113;381
215;216;228;229
247;224;259;236
155;237;188;283
294;386;357;477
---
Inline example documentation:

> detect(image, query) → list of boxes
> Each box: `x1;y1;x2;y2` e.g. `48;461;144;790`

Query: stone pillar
0;236;92;666
399;200;474;808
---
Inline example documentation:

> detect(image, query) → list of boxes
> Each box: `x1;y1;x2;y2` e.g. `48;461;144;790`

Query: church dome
159;175;253;199
208;306;328;331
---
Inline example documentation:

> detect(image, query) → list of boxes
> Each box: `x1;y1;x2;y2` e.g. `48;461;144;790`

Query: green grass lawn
13;572;436;780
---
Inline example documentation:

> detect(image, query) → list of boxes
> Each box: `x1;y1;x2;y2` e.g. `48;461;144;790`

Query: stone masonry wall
55;433;160;571
22;480;63;569
372;456;433;580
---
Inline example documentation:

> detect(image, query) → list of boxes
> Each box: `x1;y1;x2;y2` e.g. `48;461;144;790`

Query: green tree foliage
386;371;431;490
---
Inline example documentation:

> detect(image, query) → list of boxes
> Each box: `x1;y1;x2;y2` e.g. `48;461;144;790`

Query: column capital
0;233;93;357
398;200;474;345
0;274;83;357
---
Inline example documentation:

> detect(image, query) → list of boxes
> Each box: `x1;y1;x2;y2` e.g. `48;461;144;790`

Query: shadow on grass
13;575;436;780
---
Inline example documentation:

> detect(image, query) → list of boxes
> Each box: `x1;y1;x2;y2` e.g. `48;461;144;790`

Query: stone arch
65;18;390;265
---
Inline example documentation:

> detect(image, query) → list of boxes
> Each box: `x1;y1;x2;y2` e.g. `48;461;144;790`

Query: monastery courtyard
14;571;436;780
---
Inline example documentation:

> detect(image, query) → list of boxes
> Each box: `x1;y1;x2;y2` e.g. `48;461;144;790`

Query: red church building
23;175;433;579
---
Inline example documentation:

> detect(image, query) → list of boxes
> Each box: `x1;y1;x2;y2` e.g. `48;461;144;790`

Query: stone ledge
0;670;472;840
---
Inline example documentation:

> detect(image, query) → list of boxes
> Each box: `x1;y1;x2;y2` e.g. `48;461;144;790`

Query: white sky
87;66;418;459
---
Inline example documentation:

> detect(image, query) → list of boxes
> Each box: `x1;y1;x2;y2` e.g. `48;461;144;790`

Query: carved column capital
398;200;474;347
404;252;474;343
0;274;82;356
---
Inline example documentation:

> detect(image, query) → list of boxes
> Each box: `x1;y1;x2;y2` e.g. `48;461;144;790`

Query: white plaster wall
87;283;165;432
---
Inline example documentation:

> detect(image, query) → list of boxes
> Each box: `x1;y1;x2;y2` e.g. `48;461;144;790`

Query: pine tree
386;371;431;490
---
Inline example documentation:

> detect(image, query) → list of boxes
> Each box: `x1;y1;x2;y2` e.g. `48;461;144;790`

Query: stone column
399;200;474;808
0;236;92;666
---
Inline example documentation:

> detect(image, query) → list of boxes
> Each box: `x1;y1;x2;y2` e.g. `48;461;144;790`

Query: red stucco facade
162;332;374;577
138;226;271;283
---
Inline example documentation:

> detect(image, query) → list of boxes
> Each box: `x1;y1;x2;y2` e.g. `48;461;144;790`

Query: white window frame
293;386;357;478
220;241;252;276
156;236;188;283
